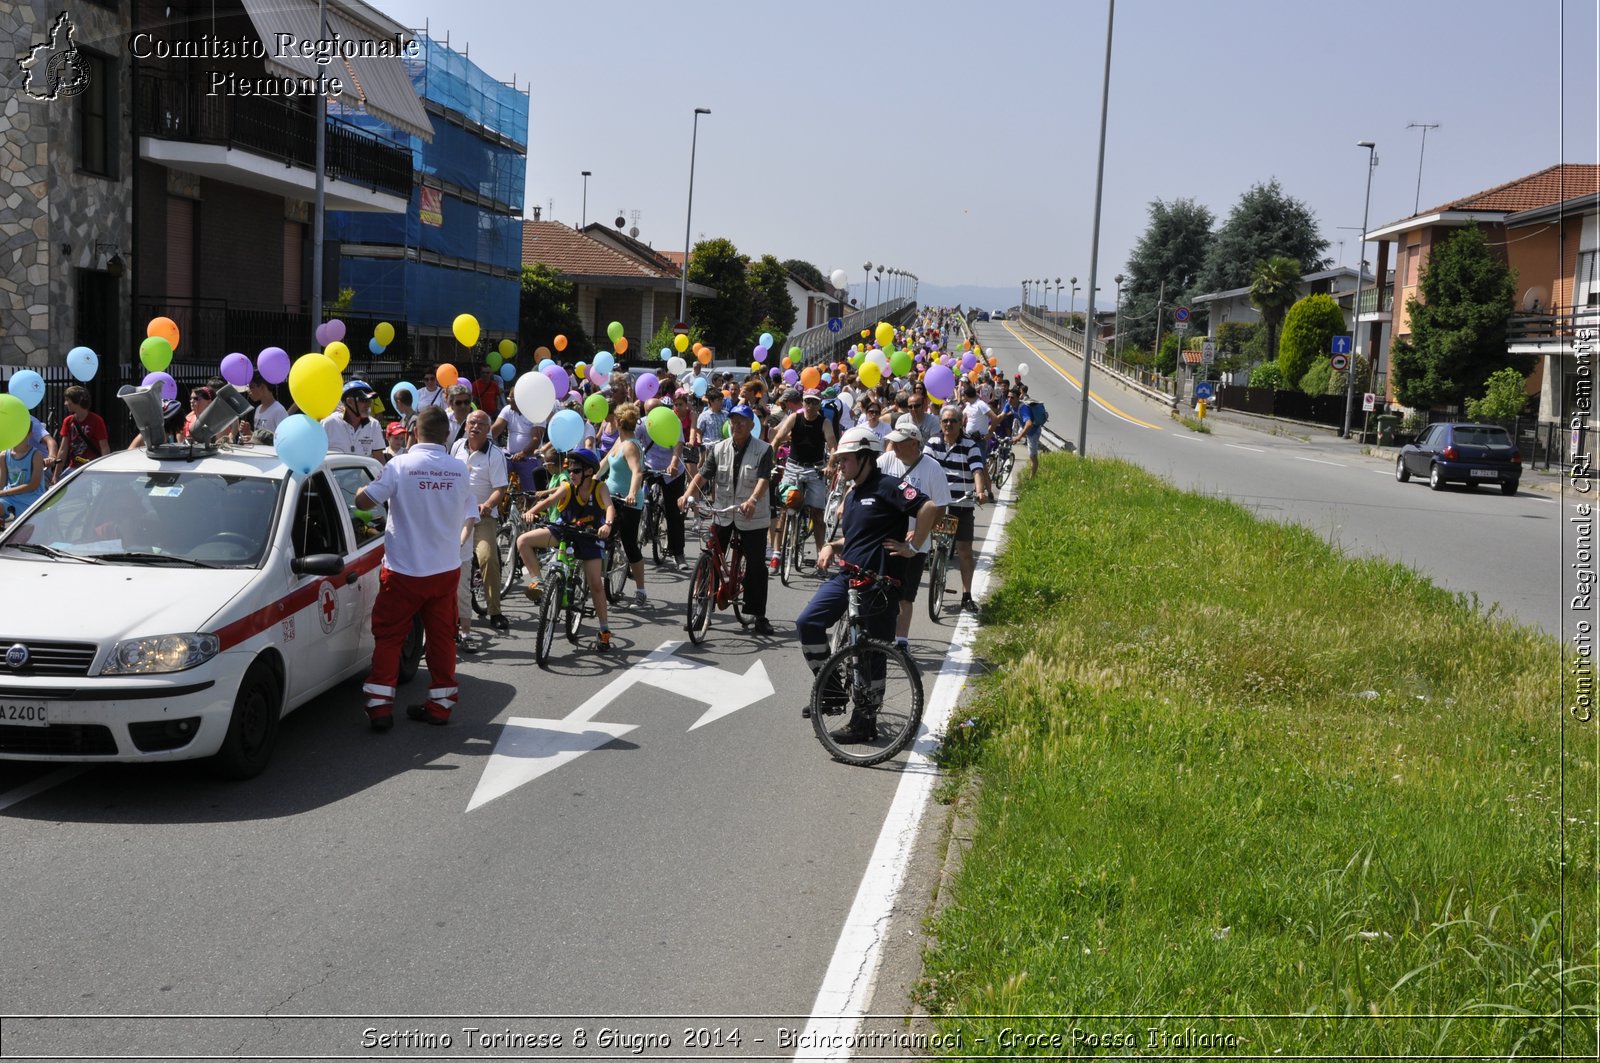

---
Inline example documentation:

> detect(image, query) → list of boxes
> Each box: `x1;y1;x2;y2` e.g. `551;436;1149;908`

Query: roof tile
1426;163;1600;214
521;220;677;279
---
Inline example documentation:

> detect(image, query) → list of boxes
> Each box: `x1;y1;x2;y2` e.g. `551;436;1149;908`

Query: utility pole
1405;122;1439;215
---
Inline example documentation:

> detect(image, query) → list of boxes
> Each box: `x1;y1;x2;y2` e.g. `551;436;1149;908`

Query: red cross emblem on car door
317;580;339;635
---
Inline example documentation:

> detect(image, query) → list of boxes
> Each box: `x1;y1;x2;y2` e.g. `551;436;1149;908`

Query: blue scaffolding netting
341;258;520;335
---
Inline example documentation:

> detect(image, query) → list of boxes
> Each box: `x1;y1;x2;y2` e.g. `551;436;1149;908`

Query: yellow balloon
323;340;350;372
289;353;342;420
673;334;690;353
498;338;516;358
452;313;481;348
874;322;894;348
859;361;883;388
374;321;396;346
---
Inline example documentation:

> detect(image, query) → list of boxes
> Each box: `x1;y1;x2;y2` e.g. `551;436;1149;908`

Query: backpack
1026;400;1049;430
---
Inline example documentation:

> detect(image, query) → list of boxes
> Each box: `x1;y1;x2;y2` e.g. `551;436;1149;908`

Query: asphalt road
978;319;1569;638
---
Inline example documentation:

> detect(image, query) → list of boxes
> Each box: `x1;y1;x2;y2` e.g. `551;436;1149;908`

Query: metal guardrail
1015;303;1182;399
789;298;915;367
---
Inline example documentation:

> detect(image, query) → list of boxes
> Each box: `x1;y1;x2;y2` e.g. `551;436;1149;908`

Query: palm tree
1249;256;1302;366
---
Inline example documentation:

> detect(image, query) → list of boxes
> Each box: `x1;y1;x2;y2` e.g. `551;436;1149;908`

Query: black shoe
490;614;510;634
405;704;450;726
960;595;978;613
829;714;878;744
752;617;777;636
368;711;393;733
455;634;478;655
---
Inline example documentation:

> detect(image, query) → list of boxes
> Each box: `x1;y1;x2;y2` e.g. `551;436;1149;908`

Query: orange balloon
436;363;459;388
781;357;791;370
554;334;568;352
615;337;629;356
800;366;821;390
692;342;703;354
988;356;998;368
147;316;181;353
696;348;712;365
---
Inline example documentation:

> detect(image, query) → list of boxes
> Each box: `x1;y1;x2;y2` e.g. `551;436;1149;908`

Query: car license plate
0;702;48;727
1470;469;1498;479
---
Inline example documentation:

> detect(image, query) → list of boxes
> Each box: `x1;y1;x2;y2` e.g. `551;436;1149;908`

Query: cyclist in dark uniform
795;426;938;743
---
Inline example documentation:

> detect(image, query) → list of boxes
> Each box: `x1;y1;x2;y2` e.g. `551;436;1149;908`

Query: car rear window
1453;427;1511;446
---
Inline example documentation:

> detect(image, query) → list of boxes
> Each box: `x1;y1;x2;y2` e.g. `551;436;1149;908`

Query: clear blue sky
377;0;1598;300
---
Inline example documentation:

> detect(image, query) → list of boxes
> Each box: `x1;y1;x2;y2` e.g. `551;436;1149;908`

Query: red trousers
363;566;460;723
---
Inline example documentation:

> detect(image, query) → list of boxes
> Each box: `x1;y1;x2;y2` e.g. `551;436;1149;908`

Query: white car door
284;471;365;701
328;460;386;666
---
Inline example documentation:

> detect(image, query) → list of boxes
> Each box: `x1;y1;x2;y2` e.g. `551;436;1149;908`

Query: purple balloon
635;371;661;401
220;352;253;388
753;345;768;363
961;352;978;371
925;363;956;401
142;371;176;401
768;367;781;378
257;346;290;384
543;364;569;399
313;322;329;347
325;318;346;343
783;369;799;385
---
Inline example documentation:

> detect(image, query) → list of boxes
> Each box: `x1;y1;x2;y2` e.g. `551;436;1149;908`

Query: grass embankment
920;456;1595;1058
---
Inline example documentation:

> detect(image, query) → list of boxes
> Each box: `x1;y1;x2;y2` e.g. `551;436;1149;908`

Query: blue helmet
342;379;376;399
565;447;600;469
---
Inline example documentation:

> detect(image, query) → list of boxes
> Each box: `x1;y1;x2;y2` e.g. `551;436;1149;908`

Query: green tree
1249;256;1301;369
686;237;753;355
1195;179;1330;295
1155;331;1181;375
1276;293;1346;390
781;258;828;292
1215;320;1258;375
1299;356;1333;396
1390;224;1522;409
1120;197;1215;350
645;319;707;366
519;263;592;361
1464;366;1532;420
747;254;797;348
1248;361;1286;389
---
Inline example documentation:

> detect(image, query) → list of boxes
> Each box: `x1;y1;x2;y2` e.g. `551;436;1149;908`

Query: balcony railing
135;73;413;199
1356;284;1394;316
1508;304;1600;344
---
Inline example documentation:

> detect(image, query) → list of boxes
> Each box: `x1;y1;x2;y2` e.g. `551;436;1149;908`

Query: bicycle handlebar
835;559;902;589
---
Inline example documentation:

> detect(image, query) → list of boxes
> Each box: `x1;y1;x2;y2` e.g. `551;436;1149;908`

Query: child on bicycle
515;447;618;651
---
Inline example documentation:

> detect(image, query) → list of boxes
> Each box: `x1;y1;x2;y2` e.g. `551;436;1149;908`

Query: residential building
1504;190;1599;430
1191;267;1379;371
328;31;527;366
1364;162;1600;421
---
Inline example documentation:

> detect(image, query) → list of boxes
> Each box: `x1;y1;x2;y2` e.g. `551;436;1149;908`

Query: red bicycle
685;503;752;644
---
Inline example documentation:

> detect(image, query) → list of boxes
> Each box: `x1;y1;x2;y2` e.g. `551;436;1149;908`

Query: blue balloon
822;372;832;384
390;381;416;411
66;346;98;383
660;347;672;361
593;351;616;376
760;332;774;350
538;358;555;372
368;338;385;355
500;363;516;382
547;408;585;452
7;370;45;410
692;376;708;398
274;414;329;479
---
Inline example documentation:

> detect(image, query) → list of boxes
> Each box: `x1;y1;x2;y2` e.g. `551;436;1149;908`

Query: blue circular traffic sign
1174;306;1190;324
827;317;843;333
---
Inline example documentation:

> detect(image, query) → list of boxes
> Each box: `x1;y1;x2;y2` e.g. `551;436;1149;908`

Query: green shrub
1299;355;1333;395
1249;361;1286;389
1464;366;1532;420
1278;293;1347;387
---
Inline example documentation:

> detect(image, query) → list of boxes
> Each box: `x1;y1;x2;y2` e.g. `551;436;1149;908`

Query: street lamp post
1344;140;1378;438
1075;0;1117;458
580;170;591;228
1113;273;1125;362
875;264;884;308
1070;277;1080;324
678;107;711;326
862;261;873;311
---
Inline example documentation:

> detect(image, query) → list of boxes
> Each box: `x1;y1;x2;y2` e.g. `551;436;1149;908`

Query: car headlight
98;633;221;675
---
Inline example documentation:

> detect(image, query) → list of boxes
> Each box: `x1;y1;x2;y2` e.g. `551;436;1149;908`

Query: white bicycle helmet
837;424;885;455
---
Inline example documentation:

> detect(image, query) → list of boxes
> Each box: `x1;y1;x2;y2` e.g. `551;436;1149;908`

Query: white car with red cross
0;440;421;779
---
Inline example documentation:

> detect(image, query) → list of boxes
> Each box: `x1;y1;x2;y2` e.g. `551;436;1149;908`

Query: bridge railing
790;298;916;368
1017;303;1181;398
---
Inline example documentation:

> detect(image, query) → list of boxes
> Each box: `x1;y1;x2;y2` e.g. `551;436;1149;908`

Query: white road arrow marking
466;640;773;811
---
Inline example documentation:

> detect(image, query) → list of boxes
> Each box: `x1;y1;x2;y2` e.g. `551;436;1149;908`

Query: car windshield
1453;427;1511;447
1;470;283;568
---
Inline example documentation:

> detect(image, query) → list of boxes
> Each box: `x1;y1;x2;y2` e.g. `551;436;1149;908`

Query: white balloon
829;268;848;289
514;369;557;422
1017;363;1029;377
667;356;688;376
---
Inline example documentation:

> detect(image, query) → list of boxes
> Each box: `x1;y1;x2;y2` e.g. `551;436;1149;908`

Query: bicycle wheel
995;449;1014;488
810;638;924;767
497;509;522;598
926;544;949;623
565;568;585;642
779;512;800;587
790;509;812;574
469;555;488;617
685;552;715;645
604;537;629;603
534;570;564;667
646;488;665;564
729;545;751;627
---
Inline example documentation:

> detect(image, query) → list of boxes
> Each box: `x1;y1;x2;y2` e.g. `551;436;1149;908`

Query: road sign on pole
1201;340;1215;364
1363;392;1376;412
1331;334;1352;355
1331;353;1349;372
1174;306;1191;324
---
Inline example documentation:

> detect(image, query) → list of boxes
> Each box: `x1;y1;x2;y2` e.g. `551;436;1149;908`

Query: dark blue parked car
1395;422;1521;495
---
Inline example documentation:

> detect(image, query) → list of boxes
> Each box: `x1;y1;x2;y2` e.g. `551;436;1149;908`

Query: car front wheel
210;658;281;780
1395;456;1410;483
1429;464;1446;491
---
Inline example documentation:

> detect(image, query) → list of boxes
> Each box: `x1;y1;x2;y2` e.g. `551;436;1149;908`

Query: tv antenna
1406;122;1440;215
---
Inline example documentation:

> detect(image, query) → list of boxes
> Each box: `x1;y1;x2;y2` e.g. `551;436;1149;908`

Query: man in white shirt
322;380;386;459
492;387;541;489
413;369;446;411
247;376;287;438
355;405;478;730
877;415;950;645
960;382;993;445
450;410;510;637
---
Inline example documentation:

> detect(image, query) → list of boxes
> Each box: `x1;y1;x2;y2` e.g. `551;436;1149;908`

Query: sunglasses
452;401;471;409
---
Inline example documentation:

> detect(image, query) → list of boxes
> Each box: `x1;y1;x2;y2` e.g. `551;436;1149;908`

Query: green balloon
721;420;731;438
606;320;625;344
789;346;803;360
139;336;173;373
890;350;913;378
0;394;28;451
487;351;503;371
583;393;610;424
646;405;682;447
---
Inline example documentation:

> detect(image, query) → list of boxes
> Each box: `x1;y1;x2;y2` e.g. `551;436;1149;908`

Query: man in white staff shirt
355;405;478;730
877;415;949;647
323;380;386;460
450;409;510;638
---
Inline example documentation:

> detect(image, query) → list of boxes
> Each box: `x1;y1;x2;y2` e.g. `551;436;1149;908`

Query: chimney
532;206;541;221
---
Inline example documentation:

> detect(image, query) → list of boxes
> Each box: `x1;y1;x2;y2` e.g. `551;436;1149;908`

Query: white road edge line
0;766;87;813
1224;443;1266;453
798;478;1017;1059
1294;456;1347;468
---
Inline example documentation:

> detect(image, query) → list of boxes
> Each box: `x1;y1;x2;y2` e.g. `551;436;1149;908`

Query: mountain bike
924;493;970;622
779;463;825;586
986;438;1015;489
810;559;924;767
528;523;605;667
684;503;752;645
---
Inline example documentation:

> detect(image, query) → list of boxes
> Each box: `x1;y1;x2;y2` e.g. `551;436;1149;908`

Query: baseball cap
385;421;407;438
161;399;183;419
886;414;923;444
728;403;756;421
802;389;822;402
781;387;803;403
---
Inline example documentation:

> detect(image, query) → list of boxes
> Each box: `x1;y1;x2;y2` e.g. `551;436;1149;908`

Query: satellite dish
1521;286;1548;313
629;226;639;238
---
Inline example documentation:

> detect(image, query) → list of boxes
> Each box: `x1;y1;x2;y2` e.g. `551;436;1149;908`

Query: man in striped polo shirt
927;406;993;613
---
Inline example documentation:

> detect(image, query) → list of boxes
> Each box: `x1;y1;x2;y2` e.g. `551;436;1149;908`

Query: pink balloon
635;372;661;400
543;364;569;399
220;352;253;388
257;347;290;384
588;363;606;386
142;371;176;401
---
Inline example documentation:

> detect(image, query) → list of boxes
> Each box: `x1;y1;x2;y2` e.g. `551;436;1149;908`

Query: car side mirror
291;553;344;577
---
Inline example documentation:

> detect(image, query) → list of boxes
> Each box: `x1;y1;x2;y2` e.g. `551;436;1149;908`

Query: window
77;50;117;179
1577;250;1598;308
291;474;349;558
